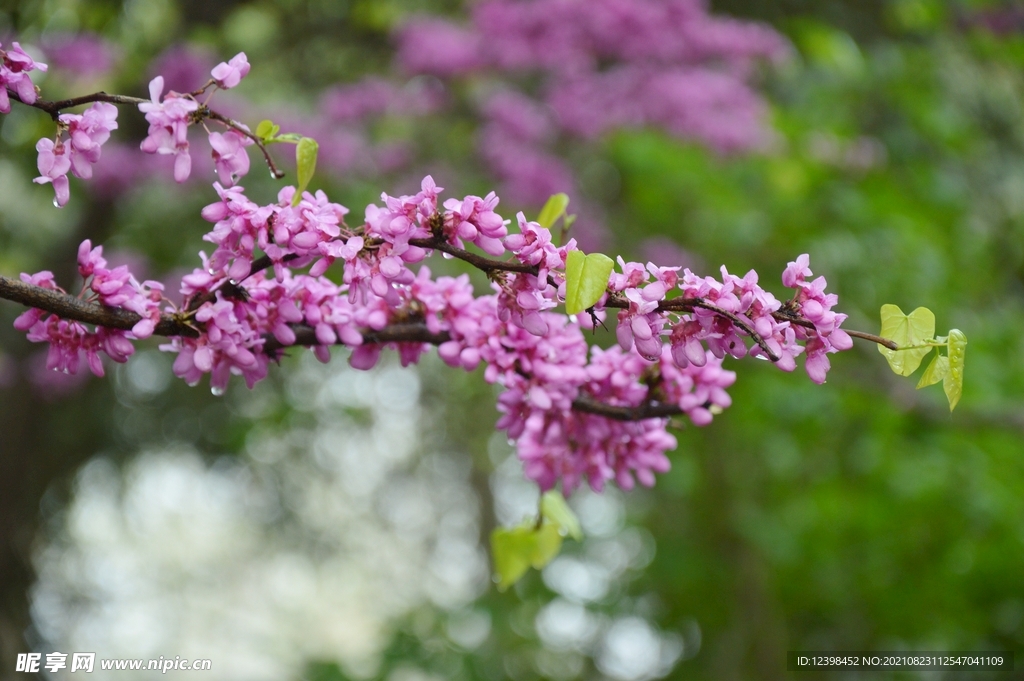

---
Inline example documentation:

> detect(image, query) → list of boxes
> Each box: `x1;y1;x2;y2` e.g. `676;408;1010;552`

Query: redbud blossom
58;102;119;180
16;176;855;494
0;42;47;112
138;76;198;183
32;139;71;207
208;130;252;186
210;52;250;89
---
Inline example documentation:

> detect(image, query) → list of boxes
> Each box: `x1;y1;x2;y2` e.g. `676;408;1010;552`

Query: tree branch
266;323;452;355
570;394;683;420
9;89;149;119
776;314;898;350
8;87;286;179
407;237;540;274
0;275;196;338
0;272;901;423
0;276;682;421
604;293;782;361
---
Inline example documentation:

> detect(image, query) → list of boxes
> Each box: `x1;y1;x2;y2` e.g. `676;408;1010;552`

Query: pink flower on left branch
139;75;199;183
0;41;47;113
33;102;119;207
33;138;71;207
14;241;164;376
60;102;119;179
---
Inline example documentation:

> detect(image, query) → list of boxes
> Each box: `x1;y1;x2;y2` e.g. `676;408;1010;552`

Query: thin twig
265;323;452;355
184;254;297;312
407;237;540;274
9;89;149;119
689;300;781;361
571;394;682;420
777;314;898;350
845;329;898;350
8;86;286;180
605;293;781;362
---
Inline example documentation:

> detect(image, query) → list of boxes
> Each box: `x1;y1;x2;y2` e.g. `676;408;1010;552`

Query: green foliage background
1;1;1022;680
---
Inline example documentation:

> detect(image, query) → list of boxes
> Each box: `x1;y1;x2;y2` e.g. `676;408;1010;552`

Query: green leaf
537;193;570;229
943;329;966;411
491;526;534;591
565;249;614;315
490;522;564;591
272;132;304;144
916;351;948;389
540;491;583;541
530;522;564;568
292;137;319;206
255;119;280;141
878;304;935;376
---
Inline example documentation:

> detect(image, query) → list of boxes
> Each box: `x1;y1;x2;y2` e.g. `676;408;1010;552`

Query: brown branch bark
0;275;196;337
407;237;540;274
571;394;683;420
0;275;684;421
9;89;149;119
0;271;898;423
604;293;782;361
775;314;898;350
267;323;452;355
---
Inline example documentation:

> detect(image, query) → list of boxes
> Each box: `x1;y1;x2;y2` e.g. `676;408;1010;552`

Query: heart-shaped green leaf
878;304;935;376
565;249;614;315
293;137;319;206
943;329;966;411
537;193;570;229
491;521;564;591
530;522;564;568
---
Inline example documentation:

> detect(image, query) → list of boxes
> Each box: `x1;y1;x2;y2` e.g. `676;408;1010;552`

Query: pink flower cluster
12;46;253;207
138;53;251;185
14;172;858;491
604;253;852;385
211;52;250;90
14;241;163;376
33;102;119;207
0;42;47;113
3;43;862;496
781;254;854;383
60;103;119;179
138;75;200;183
